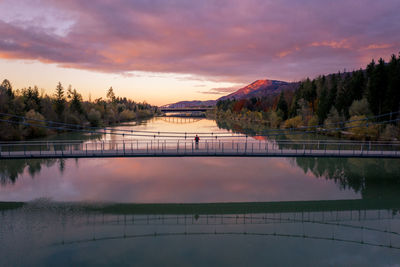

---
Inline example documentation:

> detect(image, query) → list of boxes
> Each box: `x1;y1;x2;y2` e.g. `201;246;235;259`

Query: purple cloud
0;0;399;82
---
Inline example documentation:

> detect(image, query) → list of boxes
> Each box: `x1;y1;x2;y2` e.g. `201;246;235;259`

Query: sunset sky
0;0;399;105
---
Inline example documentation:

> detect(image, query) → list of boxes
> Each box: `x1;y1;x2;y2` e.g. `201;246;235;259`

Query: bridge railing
1;140;400;158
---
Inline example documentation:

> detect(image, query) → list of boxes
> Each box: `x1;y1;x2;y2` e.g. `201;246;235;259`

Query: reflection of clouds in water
0;157;359;203
1;118;399;203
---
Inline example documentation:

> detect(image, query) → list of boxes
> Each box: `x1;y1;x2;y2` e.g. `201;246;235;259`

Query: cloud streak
0;0;399;82
199;86;242;95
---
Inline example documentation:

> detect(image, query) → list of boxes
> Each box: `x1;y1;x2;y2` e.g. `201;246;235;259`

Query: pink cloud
0;0;399;82
199;86;242;95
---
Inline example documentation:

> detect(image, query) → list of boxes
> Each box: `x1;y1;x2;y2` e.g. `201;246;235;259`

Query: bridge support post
86;144;88;156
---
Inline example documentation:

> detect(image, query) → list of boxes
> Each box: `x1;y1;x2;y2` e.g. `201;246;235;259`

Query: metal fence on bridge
1;139;400;159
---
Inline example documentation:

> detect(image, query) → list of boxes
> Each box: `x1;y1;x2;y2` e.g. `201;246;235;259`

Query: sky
0;0;399;106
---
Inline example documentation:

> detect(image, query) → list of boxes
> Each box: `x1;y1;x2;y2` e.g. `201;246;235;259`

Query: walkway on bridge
1;139;400;159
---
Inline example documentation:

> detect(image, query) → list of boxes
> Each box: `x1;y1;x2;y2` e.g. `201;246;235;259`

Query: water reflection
294;157;400;199
1;200;400;266
1;118;400;265
1;157;400;203
0;117;399;203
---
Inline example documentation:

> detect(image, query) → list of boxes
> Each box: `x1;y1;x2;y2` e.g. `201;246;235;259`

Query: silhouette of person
194;135;200;149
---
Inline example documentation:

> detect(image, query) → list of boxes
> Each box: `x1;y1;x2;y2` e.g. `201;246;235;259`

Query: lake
1;117;400;266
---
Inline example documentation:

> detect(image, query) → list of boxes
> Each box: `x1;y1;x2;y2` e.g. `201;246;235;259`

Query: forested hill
215;53;400;140
290;55;400;123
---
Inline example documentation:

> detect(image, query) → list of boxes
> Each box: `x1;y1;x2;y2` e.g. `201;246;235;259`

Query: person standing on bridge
195;134;200;149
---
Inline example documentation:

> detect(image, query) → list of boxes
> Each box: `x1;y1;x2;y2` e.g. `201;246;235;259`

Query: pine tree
367;58;388;115
0;79;14;99
385;54;400;115
276;91;288;120
54;82;66;120
68;87;83;114
317;86;329;123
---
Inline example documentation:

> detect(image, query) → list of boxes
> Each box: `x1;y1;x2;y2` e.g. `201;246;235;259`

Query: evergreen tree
317;86;329;123
68;87;83;114
54;82;66;120
276;91;288;120
385;54;400;115
327;74;338;112
367;58;387;115
0;79;14;99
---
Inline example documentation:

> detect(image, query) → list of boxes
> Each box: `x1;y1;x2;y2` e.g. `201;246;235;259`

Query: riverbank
0;112;157;141
207;109;399;141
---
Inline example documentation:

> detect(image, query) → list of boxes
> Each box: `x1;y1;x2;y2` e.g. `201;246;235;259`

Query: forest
0;81;158;140
214;53;400;140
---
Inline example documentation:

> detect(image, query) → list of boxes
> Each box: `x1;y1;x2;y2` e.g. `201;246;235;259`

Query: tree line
0;81;159;140
214;53;400;140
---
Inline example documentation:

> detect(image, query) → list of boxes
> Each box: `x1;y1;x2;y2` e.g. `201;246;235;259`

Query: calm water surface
1;118;400;266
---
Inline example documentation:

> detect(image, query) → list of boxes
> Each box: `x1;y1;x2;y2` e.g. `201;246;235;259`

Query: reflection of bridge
159;117;203;124
29;199;398;250
3;200;400;250
1;139;400;159
86;199;400;215
160;107;213;112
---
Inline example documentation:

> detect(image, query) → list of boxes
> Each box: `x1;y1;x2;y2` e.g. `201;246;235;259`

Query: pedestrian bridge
1;139;399;159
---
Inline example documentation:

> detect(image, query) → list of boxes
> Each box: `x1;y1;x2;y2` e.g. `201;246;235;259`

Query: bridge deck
1;140;399;159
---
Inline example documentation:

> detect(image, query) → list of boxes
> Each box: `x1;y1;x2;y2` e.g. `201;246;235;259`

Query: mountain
218;79;299;101
162;100;217;108
162;79;299;108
